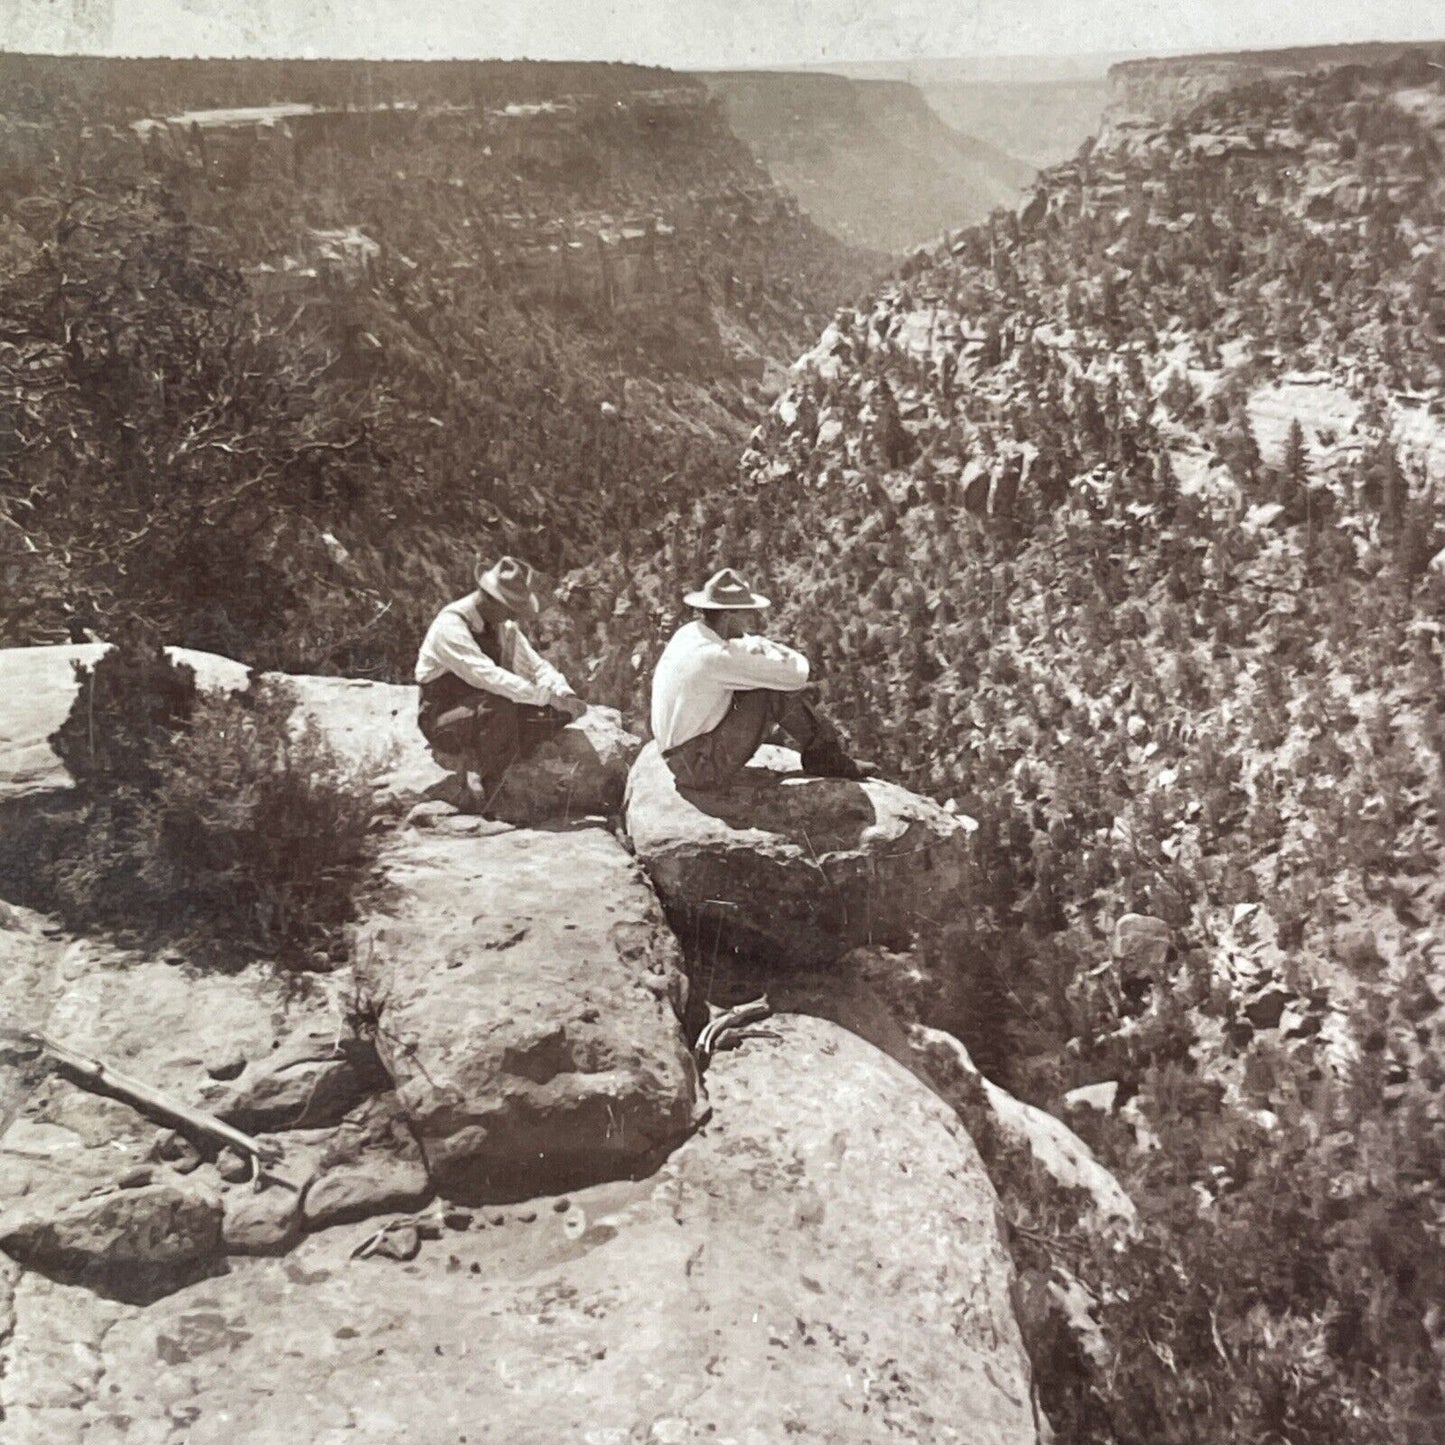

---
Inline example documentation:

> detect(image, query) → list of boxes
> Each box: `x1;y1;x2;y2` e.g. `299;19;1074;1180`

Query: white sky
4;0;1444;68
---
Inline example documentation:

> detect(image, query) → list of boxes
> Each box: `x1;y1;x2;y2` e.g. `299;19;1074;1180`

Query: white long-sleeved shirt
650;619;809;751
414;594;575;708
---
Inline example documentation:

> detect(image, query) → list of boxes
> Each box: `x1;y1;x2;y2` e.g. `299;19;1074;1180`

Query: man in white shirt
415;555;586;808
651;567;873;793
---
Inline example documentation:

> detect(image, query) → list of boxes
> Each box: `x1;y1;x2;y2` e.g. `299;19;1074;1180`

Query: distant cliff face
701;70;1034;254
1103;40;1445;137
923;77;1109;169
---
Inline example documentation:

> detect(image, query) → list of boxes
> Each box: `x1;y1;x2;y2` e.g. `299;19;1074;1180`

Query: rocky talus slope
0;643;1129;1441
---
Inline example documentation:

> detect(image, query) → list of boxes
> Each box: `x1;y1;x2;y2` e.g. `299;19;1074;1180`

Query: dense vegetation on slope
0;57;878;671
579;54;1445;1442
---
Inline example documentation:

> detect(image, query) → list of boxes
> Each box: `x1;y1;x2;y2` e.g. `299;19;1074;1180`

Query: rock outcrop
0;1178;223;1304
0;643;639;824
908;1026;1136;1224
0;812;707;1289
1;642;1054;1437
1;1016;1040;1444
488;707;639;824
353;814;705;1202
283;670;639;820
625;740;973;968
298;1096;432;1229
0;911;361;1300
718;949;1136;1226
210;1028;388;1134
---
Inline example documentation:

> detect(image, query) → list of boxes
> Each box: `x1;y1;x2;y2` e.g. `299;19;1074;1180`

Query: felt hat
684;567;771;610
476;555;542;616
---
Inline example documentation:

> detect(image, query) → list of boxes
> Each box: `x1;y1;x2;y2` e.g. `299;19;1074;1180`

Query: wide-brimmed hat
684;567;770;610
476;555;541;616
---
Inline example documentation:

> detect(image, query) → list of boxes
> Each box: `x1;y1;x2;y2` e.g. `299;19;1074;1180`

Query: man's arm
509;624;576;699
428;611;554;706
509;625;586;718
703;634;810;692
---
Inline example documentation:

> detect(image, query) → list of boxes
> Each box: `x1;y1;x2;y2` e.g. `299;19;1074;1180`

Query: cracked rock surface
1;1017;1038;1445
353;817;705;1203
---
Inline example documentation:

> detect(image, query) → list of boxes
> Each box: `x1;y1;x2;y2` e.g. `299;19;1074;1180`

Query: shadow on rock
1;1179;228;1305
678;769;879;851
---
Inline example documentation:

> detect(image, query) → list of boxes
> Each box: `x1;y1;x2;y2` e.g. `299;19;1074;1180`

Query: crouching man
415;555;586;810
651;567;874;793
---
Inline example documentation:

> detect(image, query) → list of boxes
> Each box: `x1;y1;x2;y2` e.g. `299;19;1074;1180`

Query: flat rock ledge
353;817;705;1202
1;1017;1041;1445
0;643;639;824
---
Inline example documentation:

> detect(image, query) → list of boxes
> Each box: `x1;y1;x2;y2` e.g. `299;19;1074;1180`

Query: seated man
415;556;586;810
651;567;874;793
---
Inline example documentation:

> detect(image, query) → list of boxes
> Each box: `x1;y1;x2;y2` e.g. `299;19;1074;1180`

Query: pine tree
1283;418;1310;493
1379;444;1406;537
1222;413;1262;488
979;317;1004;369
1160;369;1197;423
1077;381;1108;460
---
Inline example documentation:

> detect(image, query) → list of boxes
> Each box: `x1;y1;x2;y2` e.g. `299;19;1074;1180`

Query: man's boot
799;741;880;782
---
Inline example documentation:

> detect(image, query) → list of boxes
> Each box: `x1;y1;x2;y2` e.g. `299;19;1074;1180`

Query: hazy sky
4;0;1444;68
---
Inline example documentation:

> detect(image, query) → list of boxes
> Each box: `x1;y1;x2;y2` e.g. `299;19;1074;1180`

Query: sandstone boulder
300;1095;432;1230
353;817;704;1202
221;1183;304;1257
1064;1080;1120;1114
17;1016;1040;1444
488;705;640;823
0;1179;222;1303
212;1028;388;1134
909;1025;1136;1224
625;740;972;968
1111;912;1173;970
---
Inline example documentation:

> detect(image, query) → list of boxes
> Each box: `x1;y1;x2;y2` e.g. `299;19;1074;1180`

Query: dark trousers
663;687;842;792
417;673;570;789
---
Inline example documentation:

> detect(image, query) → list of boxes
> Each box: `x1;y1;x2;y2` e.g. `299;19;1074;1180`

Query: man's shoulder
422;596;487;645
436;593;479;621
663;619;706;649
453;594;503;631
